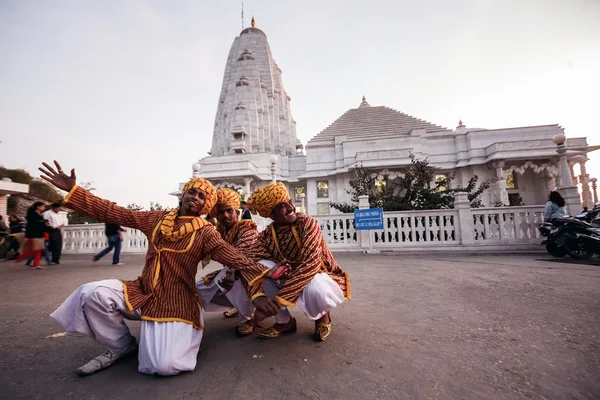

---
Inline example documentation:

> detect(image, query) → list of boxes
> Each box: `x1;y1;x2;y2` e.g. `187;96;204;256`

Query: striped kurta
247;213;351;306
63;186;268;329
202;220;259;284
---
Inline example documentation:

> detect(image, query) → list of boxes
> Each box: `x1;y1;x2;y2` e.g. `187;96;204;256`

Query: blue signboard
354;208;384;230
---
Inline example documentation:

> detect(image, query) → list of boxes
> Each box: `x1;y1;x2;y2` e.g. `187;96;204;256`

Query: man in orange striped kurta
40;161;276;376
196;188;294;336
246;182;351;341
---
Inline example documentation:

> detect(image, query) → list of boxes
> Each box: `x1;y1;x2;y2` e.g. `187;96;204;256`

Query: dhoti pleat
197;260;292;324
294;272;345;320
50;279;203;376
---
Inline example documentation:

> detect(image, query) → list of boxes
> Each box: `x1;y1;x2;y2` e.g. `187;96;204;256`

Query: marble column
591;178;598;204
553;134;581;215
544;170;557;193
243;177;253;201
569;162;579;187
579;158;592;209
491;161;509;206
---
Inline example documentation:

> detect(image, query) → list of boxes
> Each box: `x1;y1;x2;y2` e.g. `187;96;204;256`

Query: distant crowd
0;202;67;268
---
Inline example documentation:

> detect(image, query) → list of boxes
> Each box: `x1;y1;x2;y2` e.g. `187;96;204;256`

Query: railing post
358;195;371;251
455;192;474;245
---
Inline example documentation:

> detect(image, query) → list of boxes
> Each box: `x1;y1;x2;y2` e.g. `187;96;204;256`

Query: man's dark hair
51;202;61;209
240;201;247;206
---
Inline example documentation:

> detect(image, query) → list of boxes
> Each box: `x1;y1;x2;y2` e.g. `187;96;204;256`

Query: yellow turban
182;178;217;215
209;188;241;218
246;182;290;218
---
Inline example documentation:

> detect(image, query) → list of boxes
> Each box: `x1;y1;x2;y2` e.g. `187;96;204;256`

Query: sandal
235;321;254;337
223;308;239;318
257;318;297;339
314;317;332;341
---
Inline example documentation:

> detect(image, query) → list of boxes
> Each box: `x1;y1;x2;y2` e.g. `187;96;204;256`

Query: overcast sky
1;0;599;207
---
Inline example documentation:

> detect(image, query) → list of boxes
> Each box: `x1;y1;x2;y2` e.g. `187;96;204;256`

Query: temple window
375;179;386;193
317;181;329;198
294;186;305;202
435;174;448;191
506;171;517;189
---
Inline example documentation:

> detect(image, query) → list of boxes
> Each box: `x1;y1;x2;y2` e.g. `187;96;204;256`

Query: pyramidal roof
308;97;452;144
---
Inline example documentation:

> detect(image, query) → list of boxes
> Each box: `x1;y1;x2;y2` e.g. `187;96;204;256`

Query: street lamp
269;154;278;183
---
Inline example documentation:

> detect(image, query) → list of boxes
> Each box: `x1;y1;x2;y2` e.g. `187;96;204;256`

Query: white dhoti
293;272;345;320
196;260;292;324
50;279;203;376
196;267;254;321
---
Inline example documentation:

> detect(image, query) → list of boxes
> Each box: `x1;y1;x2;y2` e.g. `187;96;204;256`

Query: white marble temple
175;23;599;215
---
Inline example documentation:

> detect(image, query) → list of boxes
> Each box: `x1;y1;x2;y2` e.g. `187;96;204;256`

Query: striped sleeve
276;216;323;306
236;225;259;251
62;185;160;235
247;229;277;261
204;228;269;284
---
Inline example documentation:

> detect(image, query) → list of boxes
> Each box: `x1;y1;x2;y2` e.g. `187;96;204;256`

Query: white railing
471;206;543;243
61;205;546;254
63;224;148;254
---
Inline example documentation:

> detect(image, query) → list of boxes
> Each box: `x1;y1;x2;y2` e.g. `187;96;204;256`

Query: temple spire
251;16;256;27
359;95;370;108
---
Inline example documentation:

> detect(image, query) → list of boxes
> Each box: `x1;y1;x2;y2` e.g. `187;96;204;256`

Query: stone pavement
1;253;599;400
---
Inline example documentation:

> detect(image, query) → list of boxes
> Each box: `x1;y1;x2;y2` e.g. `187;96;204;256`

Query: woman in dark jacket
15;202;49;269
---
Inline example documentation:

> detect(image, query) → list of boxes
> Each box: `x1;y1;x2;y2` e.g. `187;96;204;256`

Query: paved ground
1;253;599;400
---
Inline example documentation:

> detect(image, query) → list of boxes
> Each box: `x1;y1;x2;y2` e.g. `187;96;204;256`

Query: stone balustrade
61;205;545;255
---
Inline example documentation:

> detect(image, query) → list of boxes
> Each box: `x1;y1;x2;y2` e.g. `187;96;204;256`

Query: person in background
43;202;67;264
240;201;252;220
25;231;52;267
93;222;126;266
544;191;568;220
8;215;26;260
0;216;9;260
15;202;49;269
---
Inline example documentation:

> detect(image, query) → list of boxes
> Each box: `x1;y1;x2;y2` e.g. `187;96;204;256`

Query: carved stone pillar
554;134;581;215
591;178;598;204
569;162;579;187
490;161;509;206
579;158;592;208
544;170;557;192
243;177;253;201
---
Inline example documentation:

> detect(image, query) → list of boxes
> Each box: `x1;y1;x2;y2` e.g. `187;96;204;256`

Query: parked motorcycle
539;220;567;257
539;203;600;258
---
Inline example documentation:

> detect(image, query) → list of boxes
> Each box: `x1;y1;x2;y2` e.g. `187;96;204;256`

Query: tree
149;202;171;211
331;155;490;212
127;203;144;211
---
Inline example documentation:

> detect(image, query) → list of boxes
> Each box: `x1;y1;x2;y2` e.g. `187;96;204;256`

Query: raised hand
39;161;77;192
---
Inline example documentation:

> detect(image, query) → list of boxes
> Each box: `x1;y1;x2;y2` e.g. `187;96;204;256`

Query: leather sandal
223;308;239;318
257;318;297;339
314;317;332;341
234;321;254;337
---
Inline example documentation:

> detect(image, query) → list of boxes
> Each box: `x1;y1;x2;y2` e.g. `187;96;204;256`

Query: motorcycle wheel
564;238;595;260
546;241;566;257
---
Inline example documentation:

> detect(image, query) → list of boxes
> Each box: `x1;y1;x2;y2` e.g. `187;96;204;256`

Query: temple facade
175;22;599;215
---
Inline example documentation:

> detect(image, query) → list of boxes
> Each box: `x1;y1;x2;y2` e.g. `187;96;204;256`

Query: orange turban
209;188;241;218
182;178;217;215
246;182;290;218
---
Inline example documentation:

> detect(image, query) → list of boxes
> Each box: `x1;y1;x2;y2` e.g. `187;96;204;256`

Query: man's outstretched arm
39;160;160;235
